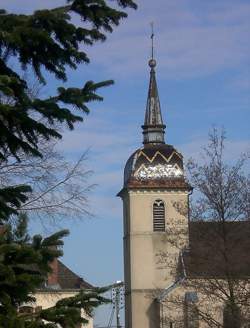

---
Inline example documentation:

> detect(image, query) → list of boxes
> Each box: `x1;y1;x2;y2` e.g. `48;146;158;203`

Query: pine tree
0;214;110;327
0;0;137;326
0;0;137;218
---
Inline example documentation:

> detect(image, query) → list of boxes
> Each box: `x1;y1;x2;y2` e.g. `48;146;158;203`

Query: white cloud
179;137;250;164
3;0;250;80
86;0;250;80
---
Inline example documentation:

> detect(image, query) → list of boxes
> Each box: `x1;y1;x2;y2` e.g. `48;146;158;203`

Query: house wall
34;291;93;328
161;285;224;328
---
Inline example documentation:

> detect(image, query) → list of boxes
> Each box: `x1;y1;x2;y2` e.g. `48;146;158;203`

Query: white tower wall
121;190;189;328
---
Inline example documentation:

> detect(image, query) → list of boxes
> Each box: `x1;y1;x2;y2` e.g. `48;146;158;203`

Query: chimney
47;258;60;289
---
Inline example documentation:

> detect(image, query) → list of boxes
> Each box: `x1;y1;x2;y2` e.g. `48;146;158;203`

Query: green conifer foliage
0;214;110;327
0;0;136;162
0;0;137;325
0;0;136;217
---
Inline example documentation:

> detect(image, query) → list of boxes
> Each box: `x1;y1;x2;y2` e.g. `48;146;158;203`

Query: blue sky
2;0;250;326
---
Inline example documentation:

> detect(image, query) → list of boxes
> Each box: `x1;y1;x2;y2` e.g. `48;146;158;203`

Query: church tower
118;40;192;328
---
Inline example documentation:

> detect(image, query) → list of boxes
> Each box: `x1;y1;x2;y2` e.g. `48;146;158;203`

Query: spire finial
150;21;154;59
142;26;166;145
149;22;156;69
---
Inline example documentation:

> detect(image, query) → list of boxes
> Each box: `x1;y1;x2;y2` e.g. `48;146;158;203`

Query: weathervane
149;22;156;69
150;21;154;59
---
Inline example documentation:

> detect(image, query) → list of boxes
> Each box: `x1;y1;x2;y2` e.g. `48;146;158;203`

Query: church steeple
119;28;191;328
142;27;166;145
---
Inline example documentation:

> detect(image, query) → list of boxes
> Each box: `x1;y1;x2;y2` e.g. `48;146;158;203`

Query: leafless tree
188;128;250;223
185;128;250;327
0;77;94;224
0;140;94;223
161;129;250;327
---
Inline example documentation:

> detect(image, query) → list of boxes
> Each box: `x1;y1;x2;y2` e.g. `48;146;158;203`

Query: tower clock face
134;164;183;180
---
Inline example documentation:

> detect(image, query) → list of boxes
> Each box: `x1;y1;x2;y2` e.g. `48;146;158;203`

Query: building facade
20;258;93;328
118;55;250;328
118;56;191;328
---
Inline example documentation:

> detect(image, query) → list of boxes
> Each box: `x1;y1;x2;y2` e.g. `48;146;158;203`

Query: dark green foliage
0;185;31;222
0;214;110;327
0;0;136;326
0;214;64;325
0;61;113;162
0;0;136;217
0;0;136;161
40;287;110;327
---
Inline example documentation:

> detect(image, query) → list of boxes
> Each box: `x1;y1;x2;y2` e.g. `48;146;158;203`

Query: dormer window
153;200;165;232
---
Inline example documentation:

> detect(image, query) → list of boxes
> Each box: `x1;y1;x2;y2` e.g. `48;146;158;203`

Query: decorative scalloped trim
138;150;182;164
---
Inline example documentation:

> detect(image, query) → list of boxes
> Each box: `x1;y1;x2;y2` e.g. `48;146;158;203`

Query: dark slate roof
183;221;250;278
142;62;166;145
123;144;187;187
143;63;164;127
57;260;93;290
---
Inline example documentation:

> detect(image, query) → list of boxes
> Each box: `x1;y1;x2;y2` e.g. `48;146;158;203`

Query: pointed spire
142;25;166;145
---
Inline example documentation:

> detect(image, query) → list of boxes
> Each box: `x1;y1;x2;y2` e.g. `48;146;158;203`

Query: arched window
223;302;241;328
153;199;165;232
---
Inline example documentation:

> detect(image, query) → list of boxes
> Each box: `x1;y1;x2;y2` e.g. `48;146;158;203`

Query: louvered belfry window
153;200;165;232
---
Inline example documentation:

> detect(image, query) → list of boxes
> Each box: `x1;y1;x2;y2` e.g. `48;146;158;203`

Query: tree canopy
0;0;136;218
0;214;110;327
0;0;137;326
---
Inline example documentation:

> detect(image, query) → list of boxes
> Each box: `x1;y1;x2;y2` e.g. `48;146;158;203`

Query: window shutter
153;200;165;232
